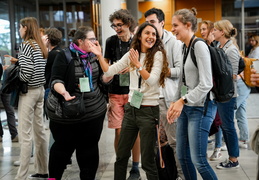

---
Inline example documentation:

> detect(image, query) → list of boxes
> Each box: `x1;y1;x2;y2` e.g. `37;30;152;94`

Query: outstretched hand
62;91;76;101
4;55;18;64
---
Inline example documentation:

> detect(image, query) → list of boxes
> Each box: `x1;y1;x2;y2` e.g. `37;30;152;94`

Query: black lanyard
138;76;142;89
118;37;132;57
137;55;142;90
182;35;195;84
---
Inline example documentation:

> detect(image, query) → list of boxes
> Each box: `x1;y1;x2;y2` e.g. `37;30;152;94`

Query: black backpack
190;38;234;103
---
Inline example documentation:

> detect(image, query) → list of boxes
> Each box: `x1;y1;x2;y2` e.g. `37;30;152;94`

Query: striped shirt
18;40;46;87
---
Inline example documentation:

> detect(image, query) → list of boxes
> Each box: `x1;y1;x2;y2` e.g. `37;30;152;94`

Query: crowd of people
0;6;258;180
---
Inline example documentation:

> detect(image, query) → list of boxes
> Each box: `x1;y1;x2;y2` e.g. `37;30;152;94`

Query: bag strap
190;38;205;68
63;48;72;64
190;38;210;116
155;118;165;168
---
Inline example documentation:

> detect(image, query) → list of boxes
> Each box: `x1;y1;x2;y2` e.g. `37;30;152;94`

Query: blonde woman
213;19;240;169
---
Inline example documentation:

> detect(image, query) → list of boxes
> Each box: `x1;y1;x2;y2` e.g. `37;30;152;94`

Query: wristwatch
182;96;188;104
137;66;143;71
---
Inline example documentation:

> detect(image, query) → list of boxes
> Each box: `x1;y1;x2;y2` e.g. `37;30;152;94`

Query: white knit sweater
104;51;163;106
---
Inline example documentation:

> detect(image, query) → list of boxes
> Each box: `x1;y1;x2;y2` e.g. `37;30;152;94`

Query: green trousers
114;103;160;180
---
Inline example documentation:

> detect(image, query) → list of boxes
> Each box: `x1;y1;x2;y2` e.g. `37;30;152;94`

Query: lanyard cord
137;55;142;90
138;76;142;89
119;36;132;57
182;35;196;85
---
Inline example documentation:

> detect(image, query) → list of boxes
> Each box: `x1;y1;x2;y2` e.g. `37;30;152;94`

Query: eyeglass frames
86;38;97;43
110;23;124;29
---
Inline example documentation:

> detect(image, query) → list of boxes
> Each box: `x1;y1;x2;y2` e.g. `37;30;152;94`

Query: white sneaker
210;148;222;161
238;141;248;149
14;157;34;166
221;144;228;151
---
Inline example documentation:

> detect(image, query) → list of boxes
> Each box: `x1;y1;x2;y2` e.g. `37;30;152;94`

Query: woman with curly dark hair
105;9;141;179
89;22;169;180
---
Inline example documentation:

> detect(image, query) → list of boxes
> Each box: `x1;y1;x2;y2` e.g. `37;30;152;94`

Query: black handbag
61;93;86;118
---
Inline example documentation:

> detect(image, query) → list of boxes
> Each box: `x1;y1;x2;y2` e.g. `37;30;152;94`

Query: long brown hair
20;17;48;58
130;22;168;87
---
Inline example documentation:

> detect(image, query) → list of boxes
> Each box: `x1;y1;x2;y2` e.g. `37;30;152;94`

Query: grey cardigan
220;40;239;97
182;40;213;107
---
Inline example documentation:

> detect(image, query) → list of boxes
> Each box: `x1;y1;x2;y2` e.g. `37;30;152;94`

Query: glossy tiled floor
0;93;259;180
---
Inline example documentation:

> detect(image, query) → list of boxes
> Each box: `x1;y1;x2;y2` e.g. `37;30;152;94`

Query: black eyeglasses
110;23;124;29
86;38;97;42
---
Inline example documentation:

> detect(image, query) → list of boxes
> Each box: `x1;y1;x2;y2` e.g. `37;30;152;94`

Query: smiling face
171;15;188;42
200;23;209;40
111;19;130;38
139;25;157;52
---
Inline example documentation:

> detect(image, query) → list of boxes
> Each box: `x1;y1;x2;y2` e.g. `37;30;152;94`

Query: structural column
126;0;139;22
100;0;121;50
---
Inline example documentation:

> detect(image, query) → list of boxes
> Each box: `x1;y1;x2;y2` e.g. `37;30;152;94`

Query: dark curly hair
130;22;168;87
109;9;137;33
45;27;62;46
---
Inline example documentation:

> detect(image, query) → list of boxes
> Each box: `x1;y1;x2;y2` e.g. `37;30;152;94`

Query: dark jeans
217;97;239;158
0;92;18;139
49;113;105;180
115;103;159;180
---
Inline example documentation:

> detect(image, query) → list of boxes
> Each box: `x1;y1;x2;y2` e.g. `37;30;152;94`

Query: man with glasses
104;9;140;180
145;8;184;180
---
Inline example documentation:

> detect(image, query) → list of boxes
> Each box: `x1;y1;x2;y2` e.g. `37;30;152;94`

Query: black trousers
49;113;105;180
0;92;18;139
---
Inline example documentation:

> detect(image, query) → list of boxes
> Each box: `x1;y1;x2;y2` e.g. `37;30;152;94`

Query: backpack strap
190;38;206;68
63;48;72;64
190;38;210;116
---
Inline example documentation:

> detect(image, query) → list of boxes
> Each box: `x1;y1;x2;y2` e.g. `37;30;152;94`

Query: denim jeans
235;79;251;141
215;127;223;148
176;100;217;180
217;97;239;158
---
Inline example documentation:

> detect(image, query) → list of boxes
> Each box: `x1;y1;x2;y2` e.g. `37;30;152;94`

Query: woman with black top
46;26;107;180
